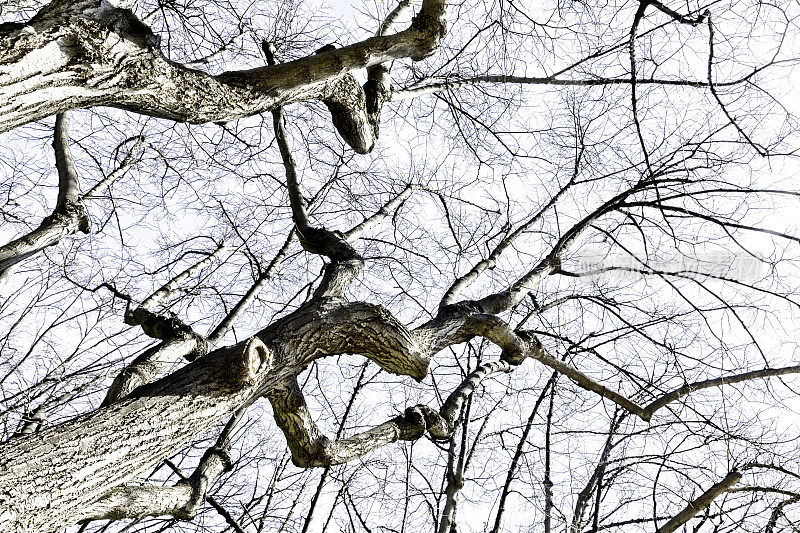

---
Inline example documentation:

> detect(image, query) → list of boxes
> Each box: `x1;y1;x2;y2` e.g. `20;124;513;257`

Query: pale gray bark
0;113;89;279
0;113;143;287
81;406;246;524
0;0;447;152
1;1;793;531
0;337;275;533
267;356;518;468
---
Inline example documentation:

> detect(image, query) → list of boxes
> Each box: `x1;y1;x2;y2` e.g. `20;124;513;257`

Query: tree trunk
0;291;432;532
0;337;283;533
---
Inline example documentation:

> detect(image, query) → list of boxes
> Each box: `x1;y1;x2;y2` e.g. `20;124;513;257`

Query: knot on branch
501;330;543;365
437;300;485;318
396;405;428;440
396;405;451;440
197;445;233;473
313;257;364;300
183;336;210;361
98;7;161;48
223;336;273;389
546;254;561;274
409;2;447;60
102;365;150;407
322;74;377;154
297;226;358;262
125;307;194;340
316;44;392;154
52;199;91;234
365;64;391;116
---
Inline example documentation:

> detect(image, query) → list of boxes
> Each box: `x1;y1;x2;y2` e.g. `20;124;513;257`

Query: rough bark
0;337;278;533
0;293;430;532
0;0;446;152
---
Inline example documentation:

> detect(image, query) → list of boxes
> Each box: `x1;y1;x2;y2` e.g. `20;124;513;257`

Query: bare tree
1;0;800;532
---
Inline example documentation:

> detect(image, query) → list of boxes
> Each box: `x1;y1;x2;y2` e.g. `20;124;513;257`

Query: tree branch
655;470;742;533
265;301;429;380
0;0;448;152
377;0;413;37
268;357;517;467
207;233;294;348
0;113;89;281
81;407;247;526
344;184;414;242
267;379;432;467
643;364;800;417
414;309;650;420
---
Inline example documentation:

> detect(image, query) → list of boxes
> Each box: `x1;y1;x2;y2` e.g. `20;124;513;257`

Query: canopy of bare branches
1;0;800;532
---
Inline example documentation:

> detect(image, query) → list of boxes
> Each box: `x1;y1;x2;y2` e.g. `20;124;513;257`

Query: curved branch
267;379;431;467
0;0;448;152
282;301;429;380
0;113;89;281
268;358;518;467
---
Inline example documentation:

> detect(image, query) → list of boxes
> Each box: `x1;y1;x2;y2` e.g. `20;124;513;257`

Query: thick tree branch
0;0;447;152
263;300;428;380
655;470;742;533
79;485;195;521
0;335;279;533
268;357;516;467
267;379;432;467
81;407;247;524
